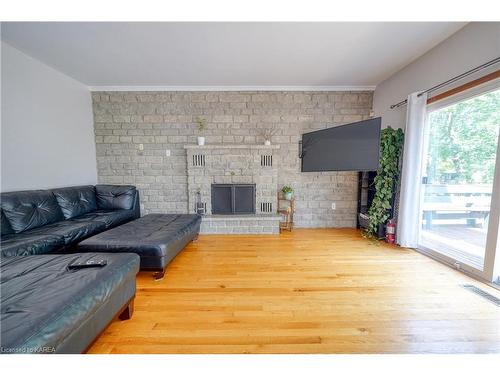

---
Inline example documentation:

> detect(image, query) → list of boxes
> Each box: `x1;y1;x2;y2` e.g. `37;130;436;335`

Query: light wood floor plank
88;228;500;354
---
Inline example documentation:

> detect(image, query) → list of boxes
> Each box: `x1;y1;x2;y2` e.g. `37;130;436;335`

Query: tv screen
300;117;381;172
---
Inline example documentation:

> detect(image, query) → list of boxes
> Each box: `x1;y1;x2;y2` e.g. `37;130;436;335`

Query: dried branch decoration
258;125;279;141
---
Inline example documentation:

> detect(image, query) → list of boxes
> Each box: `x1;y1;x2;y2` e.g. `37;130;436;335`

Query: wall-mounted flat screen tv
300;117;381;172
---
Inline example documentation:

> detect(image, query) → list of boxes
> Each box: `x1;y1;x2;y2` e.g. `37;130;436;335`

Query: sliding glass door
418;83;500;281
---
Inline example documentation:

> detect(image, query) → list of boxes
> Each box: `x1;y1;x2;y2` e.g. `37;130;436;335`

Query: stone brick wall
92;91;373;227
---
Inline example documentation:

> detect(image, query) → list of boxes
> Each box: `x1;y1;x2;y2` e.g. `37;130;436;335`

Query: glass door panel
418;88;500;271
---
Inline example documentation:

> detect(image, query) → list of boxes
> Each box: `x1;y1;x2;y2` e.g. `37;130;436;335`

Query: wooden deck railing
421;184;492;228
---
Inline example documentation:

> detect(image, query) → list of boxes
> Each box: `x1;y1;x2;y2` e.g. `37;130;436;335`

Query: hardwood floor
88;229;500;354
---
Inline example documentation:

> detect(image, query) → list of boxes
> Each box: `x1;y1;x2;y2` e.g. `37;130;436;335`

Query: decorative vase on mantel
195;116;207;146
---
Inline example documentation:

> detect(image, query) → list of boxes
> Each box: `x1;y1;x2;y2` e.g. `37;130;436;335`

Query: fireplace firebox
211;184;255;214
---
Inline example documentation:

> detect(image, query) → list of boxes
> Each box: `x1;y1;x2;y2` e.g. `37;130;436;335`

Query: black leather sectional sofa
0;185;141;353
1;184;202;353
1;185;140;258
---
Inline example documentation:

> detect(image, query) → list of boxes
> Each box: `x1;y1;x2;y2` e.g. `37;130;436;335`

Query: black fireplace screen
211;184;255;214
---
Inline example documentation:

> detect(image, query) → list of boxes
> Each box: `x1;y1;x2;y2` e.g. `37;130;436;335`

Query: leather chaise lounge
1;252;139;354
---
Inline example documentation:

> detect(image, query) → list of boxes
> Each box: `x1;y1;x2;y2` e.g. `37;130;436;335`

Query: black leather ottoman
76;214;201;279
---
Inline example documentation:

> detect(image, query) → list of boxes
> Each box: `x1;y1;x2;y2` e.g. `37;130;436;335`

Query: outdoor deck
420;225;486;269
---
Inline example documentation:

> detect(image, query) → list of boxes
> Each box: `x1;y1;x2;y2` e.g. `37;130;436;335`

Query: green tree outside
426;89;500;184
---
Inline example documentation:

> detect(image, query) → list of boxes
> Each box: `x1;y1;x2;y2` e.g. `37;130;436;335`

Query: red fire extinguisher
386;219;396;244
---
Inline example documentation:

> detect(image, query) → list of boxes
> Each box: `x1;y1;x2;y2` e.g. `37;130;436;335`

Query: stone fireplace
184;144;281;233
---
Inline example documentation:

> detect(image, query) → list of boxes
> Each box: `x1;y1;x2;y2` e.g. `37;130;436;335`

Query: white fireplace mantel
184;144;280;150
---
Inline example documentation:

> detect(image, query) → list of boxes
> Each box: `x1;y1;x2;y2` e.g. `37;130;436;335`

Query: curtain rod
390;57;500;109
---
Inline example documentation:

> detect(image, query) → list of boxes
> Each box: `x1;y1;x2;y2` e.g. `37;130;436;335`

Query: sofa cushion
0;232;65;257
28;220;106;245
95;185;136;210
1;209;14;237
71;209;136;229
51;186;97;219
0;252;139;353
1;190;64;233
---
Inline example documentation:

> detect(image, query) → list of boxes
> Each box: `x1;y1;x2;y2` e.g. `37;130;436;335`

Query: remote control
67;258;107;270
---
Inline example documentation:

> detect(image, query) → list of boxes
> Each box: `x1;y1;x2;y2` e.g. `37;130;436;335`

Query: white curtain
397;92;428;248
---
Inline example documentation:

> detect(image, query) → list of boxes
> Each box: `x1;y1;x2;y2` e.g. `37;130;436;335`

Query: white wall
373;23;500;129
1;41;97;192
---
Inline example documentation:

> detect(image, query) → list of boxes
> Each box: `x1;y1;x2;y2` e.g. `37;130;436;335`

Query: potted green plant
195;116;207;146
282;186;293;200
366;127;404;239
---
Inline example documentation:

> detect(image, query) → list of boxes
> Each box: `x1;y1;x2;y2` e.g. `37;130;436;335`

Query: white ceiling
1;22;466;89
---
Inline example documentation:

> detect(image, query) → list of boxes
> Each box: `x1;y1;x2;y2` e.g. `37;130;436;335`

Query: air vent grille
260;202;273;213
462;284;500;306
192;154;205;167
261;155;273;167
